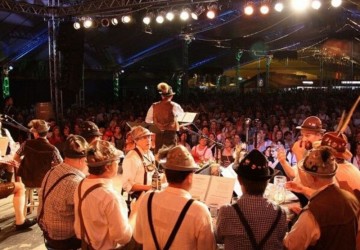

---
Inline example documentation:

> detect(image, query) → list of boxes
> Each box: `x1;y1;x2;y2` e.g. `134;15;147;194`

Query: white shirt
145;101;184;124
122;146;155;192
134;187;216;250
74;178;132;250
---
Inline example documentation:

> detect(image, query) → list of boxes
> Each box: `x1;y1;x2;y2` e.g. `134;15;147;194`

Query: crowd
0;87;360;249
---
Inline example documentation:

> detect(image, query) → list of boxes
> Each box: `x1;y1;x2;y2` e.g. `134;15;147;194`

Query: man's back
38;163;85;240
18;138;62;187
134;187;216;250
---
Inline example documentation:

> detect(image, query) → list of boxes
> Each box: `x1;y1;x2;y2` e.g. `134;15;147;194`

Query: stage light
311;0;321;9
73;21;81;30
8;66;13;71
101;18;110;27
331;0;342;8
180;8;190;21
156;12;165;24
206;4;217;19
111;18;119;25
260;4;270;14
244;3;254;16
121;15;131;23
143;15;151;25
192;5;205;20
291;0;310;12
274;2;284;12
83;18;93;28
166;11;175;21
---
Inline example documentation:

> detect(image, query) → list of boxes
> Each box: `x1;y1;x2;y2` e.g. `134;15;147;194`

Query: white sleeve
283;210;320;250
173;102;184;118
145;105;154;123
122;152;141;192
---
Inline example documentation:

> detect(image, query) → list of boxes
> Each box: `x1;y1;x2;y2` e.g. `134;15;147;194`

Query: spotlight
156;12;165;24
244;3;254;16
291;0;310;12
206;4;217;19
73;21;81;30
101;18;110;27
192;5;205;20
180;8;190;21
274;2;284;12
8;66;13;71
311;0;321;9
121;15;131;23
260;4;270;14
166;11;175;21
83;18;93;28
331;0;342;8
111;18;119;25
143;15;151;25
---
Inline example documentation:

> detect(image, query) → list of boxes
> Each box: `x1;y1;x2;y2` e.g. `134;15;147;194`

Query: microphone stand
2;115;31;139
183;125;224;149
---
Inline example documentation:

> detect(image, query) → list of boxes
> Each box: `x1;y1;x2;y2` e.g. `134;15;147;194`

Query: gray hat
162;145;199;171
63;135;88;159
299;146;338;178
80;121;102;138
87;140;124;167
131;126;153;141
28;119;50;134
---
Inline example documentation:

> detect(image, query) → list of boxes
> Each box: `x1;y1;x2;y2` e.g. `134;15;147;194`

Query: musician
145;82;184;153
277;116;325;180
122;126;156;199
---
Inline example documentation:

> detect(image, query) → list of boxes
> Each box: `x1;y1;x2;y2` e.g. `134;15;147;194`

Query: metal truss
0;0;218;17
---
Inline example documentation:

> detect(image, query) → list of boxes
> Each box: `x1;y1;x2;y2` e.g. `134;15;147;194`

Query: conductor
146;82;184;153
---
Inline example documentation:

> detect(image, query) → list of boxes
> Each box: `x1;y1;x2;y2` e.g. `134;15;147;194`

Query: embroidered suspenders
232;203;282;250
147;192;194;250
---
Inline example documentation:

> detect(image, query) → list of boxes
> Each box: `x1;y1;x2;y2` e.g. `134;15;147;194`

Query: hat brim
161;161;199;171
238;167;279;181
296;126;326;133
160;92;175;97
298;160;338;177
134;131;153;140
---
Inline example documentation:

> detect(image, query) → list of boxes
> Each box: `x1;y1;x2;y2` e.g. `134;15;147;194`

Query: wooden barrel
35;102;55;120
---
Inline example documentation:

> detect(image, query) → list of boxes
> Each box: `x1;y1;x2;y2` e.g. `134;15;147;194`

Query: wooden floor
0;174;124;250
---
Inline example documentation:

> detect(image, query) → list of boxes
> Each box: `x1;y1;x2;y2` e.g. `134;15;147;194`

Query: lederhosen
147;192;194;250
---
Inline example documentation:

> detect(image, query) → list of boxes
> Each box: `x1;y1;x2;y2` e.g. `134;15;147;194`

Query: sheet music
178;112;198;124
189;174;235;206
220;165;243;197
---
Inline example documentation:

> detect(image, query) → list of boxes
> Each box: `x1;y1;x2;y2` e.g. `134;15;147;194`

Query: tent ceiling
0;0;360;81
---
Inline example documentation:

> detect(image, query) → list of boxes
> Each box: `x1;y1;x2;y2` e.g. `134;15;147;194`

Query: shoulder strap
232;203;258;249
78;180;105;250
147;192;160;250
147;192;194;250
134;147;147;185
38;169;76;226
232;203;282;250
164;198;194;250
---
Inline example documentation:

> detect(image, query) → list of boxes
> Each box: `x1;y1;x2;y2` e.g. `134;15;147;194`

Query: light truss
0;0;218;17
